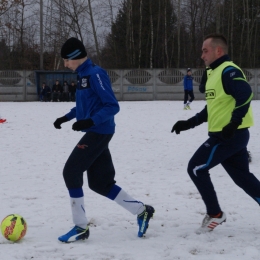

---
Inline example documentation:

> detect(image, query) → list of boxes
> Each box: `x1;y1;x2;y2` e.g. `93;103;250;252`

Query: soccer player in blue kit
54;37;154;243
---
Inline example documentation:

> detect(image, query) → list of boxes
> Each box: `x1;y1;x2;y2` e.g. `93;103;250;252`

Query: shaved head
204;33;228;54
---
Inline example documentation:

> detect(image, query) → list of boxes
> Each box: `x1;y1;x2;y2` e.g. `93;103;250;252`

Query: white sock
114;189;145;215
70;197;88;229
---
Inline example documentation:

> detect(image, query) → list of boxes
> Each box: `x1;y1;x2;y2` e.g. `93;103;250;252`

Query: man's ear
216;46;224;56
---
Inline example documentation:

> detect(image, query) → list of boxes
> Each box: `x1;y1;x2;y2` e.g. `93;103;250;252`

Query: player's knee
63;163;71;181
88;182;105;195
63;164;83;188
187;160;200;180
187;160;194;175
88;181;115;196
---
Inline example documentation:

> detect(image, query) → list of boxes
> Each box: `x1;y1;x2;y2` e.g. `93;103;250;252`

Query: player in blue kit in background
183;68;194;110
53;37;154;243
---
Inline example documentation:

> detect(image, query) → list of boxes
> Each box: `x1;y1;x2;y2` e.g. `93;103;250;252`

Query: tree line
0;0;259;70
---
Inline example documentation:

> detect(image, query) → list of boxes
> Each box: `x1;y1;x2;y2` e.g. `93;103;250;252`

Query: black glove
72;119;94;131
53;116;69;129
221;121;240;140
171;120;191;134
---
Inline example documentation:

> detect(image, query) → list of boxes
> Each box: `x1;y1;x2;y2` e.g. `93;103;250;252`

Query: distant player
183;68;194;110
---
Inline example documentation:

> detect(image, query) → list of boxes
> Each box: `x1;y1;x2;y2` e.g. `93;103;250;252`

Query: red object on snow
0;119;6;123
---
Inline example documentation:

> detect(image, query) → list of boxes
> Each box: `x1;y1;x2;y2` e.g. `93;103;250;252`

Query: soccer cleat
58;225;89;243
196;211;226;234
183;104;191;110
137;205;155;237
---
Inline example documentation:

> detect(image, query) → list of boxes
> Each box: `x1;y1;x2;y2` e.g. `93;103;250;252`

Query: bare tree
230;0;234;59
138;0;143;68
149;0;154;68
0;0;37;68
0;0;22;16
252;4;260;67
238;0;246;66
87;0;100;63
126;0;135;67
0;0;259;70
163;0;168;68
154;0;161;65
97;0;122;65
47;0;89;69
176;0;181;68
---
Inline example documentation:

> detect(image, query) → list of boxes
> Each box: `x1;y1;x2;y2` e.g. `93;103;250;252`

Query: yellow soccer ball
1;214;27;242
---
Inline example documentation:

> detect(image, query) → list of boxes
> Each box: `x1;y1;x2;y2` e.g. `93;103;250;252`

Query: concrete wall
0;68;259;101
0;71;37;101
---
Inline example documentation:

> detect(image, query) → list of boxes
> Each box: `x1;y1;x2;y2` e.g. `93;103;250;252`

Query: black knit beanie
61;37;87;60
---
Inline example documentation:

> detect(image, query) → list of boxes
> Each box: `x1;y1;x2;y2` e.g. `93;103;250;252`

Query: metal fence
0;68;259;101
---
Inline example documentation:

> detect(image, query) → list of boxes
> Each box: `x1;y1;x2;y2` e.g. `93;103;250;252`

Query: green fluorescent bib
205;61;253;132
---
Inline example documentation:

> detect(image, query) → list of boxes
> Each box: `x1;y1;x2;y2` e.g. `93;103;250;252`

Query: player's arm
71;71;120;131
53;107;76;129
171;106;207;134
221;66;253;139
222;67;253;124
89;71;120;126
183;76;187;90
65;107;76;120
199;67;210;93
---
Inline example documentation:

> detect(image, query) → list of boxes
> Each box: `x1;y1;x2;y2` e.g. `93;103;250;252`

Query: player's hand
72;119;94;131
221;122;239;140
171;120;191;134
53;116;69;129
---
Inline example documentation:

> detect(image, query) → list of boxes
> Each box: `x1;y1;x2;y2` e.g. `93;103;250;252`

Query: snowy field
0;100;260;260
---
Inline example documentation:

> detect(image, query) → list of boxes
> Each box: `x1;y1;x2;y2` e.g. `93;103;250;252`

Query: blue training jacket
65;59;120;134
183;75;193;91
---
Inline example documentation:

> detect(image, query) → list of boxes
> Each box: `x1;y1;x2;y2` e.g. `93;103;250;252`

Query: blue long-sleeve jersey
189;55;252;129
65;59;120;134
183;75;193;91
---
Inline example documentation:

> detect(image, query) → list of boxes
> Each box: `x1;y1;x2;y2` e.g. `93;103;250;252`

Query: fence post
23;70;26;101
153;69;156;100
120;70;123;101
255;69;259;100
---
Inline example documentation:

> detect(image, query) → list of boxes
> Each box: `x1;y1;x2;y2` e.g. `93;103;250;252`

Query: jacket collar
76;58;92;73
209;54;230;70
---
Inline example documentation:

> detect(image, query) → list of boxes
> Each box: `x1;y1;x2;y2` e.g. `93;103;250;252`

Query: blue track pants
63;132;116;196
187;129;260;215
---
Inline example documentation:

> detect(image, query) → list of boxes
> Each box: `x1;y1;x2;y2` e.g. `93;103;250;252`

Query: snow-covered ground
0;100;260;260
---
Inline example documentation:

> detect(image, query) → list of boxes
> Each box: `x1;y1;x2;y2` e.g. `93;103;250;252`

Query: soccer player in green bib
171;33;260;234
